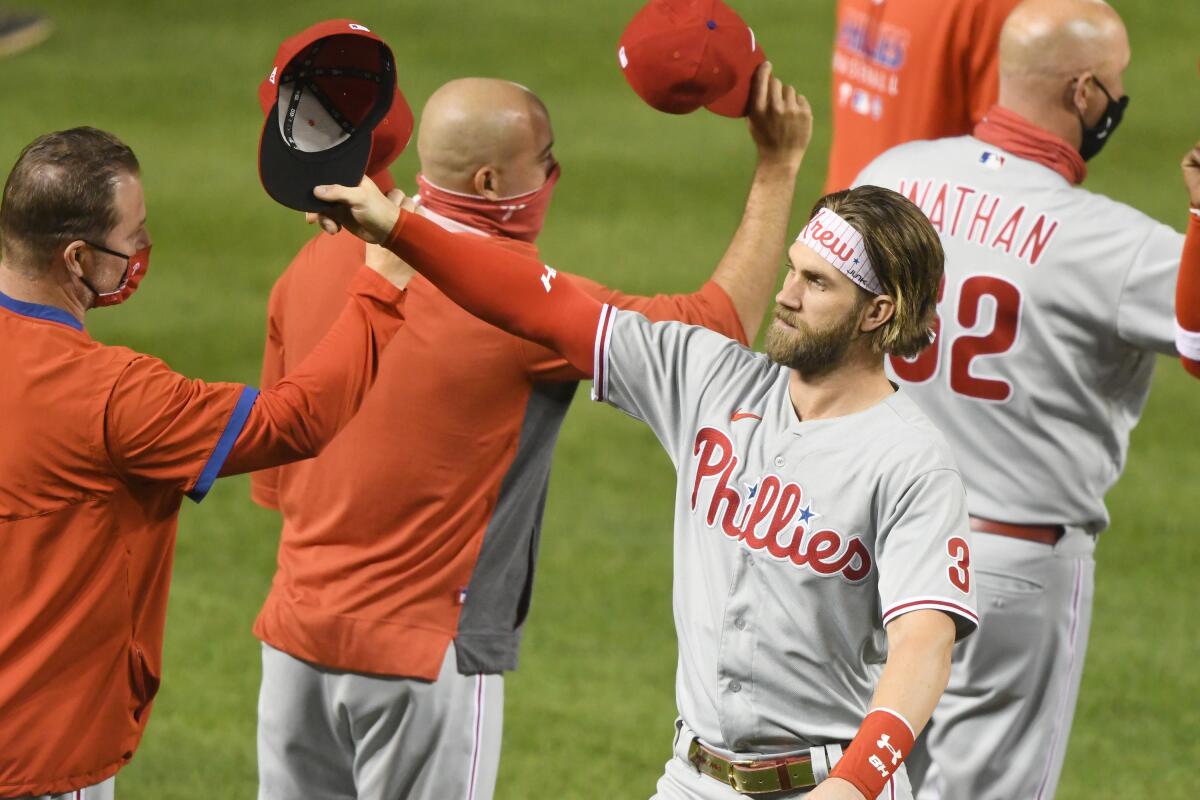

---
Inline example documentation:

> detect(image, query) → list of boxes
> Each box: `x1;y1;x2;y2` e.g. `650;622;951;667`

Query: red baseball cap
617;0;765;118
258;19;413;211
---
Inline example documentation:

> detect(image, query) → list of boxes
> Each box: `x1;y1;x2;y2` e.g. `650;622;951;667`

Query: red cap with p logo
617;0;765;118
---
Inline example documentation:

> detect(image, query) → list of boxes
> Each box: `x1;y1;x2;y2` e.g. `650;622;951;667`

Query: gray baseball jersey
591;307;978;753
855;136;1183;531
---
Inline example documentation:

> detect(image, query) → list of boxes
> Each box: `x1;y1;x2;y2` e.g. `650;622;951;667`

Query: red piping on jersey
882;597;979;627
974;105;1087;186
1178;214;1200;378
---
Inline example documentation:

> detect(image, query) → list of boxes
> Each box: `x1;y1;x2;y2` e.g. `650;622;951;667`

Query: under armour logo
876;733;903;766
541;265;557;293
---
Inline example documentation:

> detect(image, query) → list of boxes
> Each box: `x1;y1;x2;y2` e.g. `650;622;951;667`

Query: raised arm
1177;141;1200;378
711;62;813;341
105;262;411;502
313;178;606;376
815;610;957;800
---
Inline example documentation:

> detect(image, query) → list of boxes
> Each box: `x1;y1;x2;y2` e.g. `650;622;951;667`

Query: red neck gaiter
973;105;1087;186
414;165;560;243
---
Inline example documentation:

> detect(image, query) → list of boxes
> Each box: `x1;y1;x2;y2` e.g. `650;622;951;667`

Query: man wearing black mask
849;0;1199;797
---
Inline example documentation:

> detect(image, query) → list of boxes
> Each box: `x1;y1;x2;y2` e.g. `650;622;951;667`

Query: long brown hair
809;186;944;358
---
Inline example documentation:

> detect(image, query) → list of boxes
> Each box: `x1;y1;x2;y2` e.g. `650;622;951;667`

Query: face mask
414;163;560;243
79;242;152;307
1077;77;1129;162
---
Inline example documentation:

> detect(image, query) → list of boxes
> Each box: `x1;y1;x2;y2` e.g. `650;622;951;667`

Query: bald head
417;78;555;197
1000;0;1127;80
996;0;1129;148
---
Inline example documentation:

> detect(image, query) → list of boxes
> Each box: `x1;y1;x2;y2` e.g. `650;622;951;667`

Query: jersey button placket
717;558;756;741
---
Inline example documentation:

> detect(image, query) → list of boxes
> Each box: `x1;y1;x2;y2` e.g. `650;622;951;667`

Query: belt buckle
726;759;757;793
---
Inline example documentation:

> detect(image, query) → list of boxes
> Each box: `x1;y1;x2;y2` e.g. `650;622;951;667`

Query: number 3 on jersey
947;536;971;594
889;275;1023;401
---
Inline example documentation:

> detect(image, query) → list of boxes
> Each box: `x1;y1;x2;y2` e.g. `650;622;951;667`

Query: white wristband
1175;321;1200;362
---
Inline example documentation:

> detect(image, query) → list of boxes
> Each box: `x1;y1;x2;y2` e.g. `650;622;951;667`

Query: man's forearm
824;610;956;799
385;210;603;373
711;158;801;342
867;611;955;732
221;267;406;475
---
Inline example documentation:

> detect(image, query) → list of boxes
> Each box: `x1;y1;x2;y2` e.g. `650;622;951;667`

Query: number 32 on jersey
889;275;1023;402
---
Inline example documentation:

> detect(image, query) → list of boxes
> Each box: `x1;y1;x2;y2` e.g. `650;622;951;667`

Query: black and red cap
258;19;414;211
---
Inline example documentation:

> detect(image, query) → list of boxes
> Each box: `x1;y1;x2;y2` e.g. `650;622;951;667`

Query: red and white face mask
414;164;560;243
79;242;152;307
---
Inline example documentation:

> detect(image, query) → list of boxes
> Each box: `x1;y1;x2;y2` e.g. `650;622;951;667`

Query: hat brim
703;46;765;118
259;116;374;213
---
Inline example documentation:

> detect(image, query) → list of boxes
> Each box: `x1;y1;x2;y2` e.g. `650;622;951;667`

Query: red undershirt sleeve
384;209;603;375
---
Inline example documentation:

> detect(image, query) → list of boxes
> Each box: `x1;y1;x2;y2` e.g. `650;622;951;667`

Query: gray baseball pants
653;720;913;799
257;641;503;800
907;526;1096;800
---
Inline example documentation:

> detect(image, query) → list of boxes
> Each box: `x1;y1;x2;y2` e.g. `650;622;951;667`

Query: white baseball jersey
855;136;1183;532
591;308;978;753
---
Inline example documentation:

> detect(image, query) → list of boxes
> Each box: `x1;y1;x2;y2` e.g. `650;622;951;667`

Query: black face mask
1077;77;1129;161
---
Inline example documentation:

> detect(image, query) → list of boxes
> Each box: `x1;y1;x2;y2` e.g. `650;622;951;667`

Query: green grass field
2;0;1198;797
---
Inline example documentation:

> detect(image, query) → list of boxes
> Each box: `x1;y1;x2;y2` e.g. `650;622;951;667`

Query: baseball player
309;170;980;800
0;127;413;799
250;58;813;800
852;0;1200;796
825;0;1021;193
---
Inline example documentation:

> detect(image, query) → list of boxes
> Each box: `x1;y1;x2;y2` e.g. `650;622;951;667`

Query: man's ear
472;166;501;200
61;240;87;278
1069;71;1095;118
860;294;895;334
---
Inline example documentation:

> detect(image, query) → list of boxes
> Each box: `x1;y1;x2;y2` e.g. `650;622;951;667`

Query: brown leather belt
687;738;823;795
970;516;1064;546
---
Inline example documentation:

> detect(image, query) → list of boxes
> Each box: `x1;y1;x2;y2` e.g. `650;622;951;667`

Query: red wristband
829;708;915;799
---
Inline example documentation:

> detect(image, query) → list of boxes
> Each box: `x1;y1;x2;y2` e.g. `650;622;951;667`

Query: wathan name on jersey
690;427;873;582
897;176;1059;267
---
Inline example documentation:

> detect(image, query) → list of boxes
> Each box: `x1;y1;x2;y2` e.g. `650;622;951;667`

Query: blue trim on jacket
187;385;259;502
0;289;84;331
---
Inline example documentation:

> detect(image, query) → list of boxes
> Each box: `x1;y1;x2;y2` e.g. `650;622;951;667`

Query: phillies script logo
690;428;872;581
805;216;856;264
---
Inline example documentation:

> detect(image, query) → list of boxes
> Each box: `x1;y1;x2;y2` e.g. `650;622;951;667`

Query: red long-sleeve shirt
250;213;747;680
0;268;404;797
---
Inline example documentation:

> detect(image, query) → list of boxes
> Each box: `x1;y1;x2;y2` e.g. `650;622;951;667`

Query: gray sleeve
876;468;979;641
1116;223;1184;354
593;308;756;460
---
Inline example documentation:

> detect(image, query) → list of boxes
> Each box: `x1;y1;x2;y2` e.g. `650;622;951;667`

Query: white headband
796;207;883;295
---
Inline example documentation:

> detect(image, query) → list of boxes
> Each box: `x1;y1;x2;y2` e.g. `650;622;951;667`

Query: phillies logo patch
690;427;872;582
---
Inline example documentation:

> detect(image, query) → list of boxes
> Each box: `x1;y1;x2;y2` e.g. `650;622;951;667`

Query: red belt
970;516;1064;546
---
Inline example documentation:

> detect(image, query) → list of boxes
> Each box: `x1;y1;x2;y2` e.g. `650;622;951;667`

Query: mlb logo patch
979;151;1006;170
